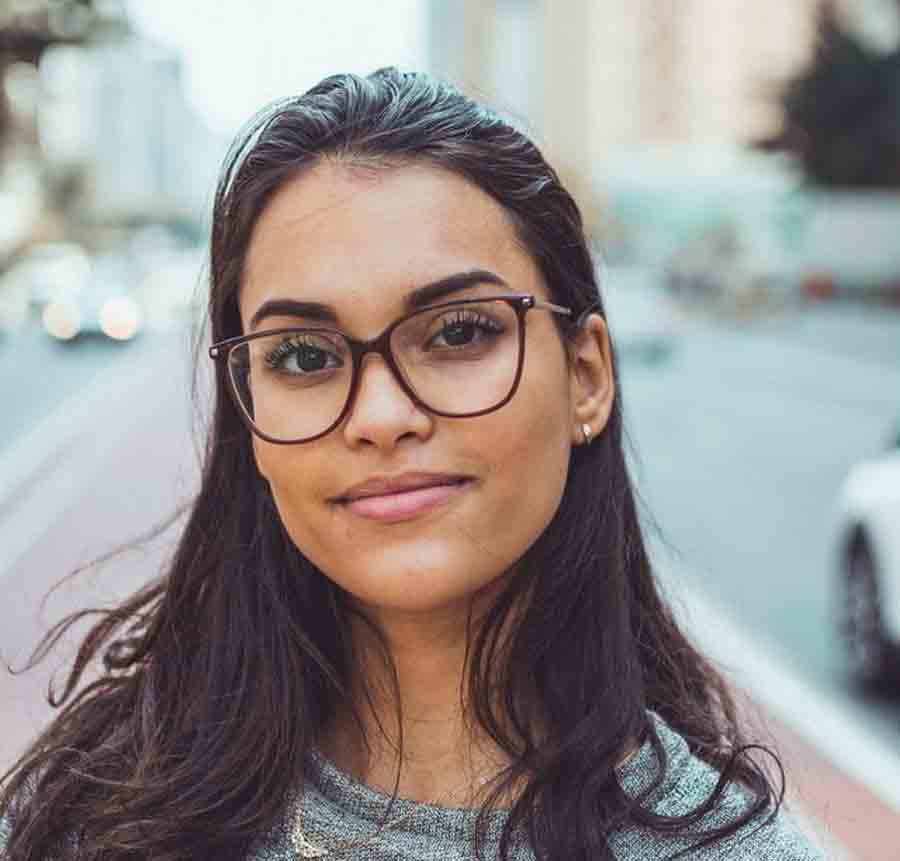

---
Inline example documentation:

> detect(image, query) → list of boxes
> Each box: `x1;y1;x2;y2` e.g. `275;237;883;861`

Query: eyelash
429;310;504;342
263;335;338;369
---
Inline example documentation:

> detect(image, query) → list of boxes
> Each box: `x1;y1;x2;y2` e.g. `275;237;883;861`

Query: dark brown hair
1;67;782;860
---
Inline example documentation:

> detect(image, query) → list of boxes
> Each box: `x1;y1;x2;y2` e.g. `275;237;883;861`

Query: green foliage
777;2;900;188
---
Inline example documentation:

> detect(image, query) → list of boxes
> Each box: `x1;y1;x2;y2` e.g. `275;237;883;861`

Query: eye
426;310;505;350
263;335;344;374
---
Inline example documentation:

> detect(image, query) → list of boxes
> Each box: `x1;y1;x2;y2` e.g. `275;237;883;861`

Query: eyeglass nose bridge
339;320;432;422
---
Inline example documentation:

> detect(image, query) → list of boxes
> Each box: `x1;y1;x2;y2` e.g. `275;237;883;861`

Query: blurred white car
794;193;900;301
41;251;143;342
835;435;900;688
664;221;795;318
17;241;92;307
1;241;90;336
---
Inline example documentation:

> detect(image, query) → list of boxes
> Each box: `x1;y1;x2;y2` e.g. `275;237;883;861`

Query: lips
332;472;473;504
330;472;476;523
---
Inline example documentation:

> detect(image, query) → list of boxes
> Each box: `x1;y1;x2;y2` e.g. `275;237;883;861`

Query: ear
567;314;615;446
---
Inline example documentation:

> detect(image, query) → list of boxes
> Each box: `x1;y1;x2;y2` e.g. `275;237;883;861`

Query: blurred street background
1;1;899;857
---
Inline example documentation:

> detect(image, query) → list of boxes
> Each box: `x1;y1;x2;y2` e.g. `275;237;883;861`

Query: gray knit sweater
1;712;824;859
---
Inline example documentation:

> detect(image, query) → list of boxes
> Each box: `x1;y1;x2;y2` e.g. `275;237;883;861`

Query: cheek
478;385;571;538
252;441;319;537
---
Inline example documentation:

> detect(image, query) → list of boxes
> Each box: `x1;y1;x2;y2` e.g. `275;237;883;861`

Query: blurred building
1;2;219;260
38;30;219;230
427;0;822;220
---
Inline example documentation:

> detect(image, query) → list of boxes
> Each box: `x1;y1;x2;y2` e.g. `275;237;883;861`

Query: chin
328;547;510;616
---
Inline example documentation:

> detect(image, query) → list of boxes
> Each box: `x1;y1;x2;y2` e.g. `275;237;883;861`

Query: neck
319;585;524;806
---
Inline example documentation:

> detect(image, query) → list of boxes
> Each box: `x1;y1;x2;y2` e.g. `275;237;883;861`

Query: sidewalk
754;703;899;860
667;572;900;860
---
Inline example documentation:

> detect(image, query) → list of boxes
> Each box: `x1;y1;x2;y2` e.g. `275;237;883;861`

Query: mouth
333;477;476;523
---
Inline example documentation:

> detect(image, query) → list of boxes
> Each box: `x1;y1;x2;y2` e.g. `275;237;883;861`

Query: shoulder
672;796;826;860
658;805;826;860
611;711;825;860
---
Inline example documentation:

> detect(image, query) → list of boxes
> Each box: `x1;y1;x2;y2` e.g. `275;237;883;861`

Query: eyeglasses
209;294;574;445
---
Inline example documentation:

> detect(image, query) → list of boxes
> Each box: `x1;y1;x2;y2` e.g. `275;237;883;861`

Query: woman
0;68;821;859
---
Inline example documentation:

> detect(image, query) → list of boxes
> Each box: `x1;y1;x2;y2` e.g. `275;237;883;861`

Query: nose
341;353;433;450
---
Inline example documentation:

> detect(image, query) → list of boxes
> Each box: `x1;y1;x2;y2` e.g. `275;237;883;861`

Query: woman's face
239;160;590;617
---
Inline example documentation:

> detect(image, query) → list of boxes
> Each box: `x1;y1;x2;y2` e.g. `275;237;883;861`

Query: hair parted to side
1;67;783;860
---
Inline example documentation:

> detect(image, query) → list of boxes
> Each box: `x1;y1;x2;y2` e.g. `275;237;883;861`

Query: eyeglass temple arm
531;299;572;317
532;298;603;328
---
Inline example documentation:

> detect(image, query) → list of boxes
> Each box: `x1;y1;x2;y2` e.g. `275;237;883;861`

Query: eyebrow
248;269;509;331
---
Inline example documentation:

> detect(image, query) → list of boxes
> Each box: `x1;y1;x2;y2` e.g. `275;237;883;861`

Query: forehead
239;160;545;330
